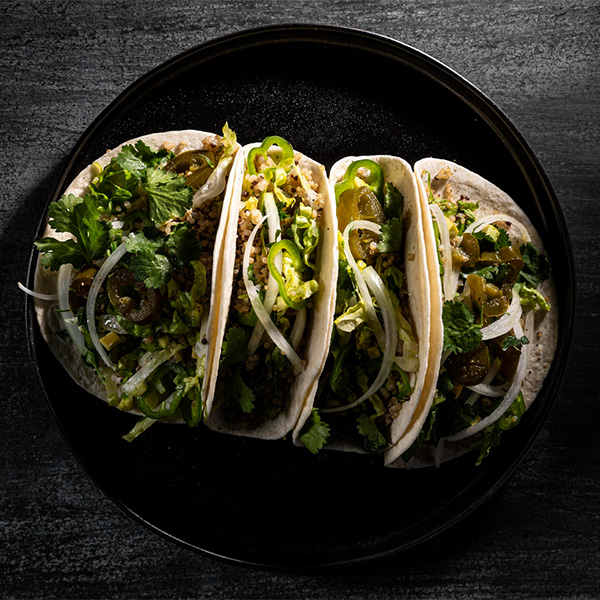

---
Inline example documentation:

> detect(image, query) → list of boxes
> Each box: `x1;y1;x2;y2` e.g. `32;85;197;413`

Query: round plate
26;24;574;569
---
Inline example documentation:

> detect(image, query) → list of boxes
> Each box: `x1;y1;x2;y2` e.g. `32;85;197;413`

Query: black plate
26;25;574;569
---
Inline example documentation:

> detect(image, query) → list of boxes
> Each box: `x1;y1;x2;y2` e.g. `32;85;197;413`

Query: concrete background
1;1;598;598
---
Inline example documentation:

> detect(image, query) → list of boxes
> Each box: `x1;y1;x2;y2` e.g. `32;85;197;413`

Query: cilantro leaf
356;413;387;452
470;263;511;290
299;408;330;454
382;183;404;219
164;223;201;271
35;238;86;270
128;253;172;289
114;145;149;178
126;230;163;254
47;194;84;234
236;374;256;413
115;141;169;177
126;231;172;288
519;242;550;287
220;327;249;367
502;334;530;350
35;194;111;270
442;300;482;354
142;168;193;225
377;218;403;253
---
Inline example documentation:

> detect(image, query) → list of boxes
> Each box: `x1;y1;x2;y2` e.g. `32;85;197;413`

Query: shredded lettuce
334;300;368;334
281;255;319;304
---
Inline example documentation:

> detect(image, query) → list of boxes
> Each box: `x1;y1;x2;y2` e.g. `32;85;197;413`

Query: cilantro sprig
300;408;330;454
519;242;550;287
34;195;111;270
442;299;482;354
36;140;198;272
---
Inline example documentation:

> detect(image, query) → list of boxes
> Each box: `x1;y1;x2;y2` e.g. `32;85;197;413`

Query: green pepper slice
136;362;187;419
180;386;202;427
335;159;384;203
247;136;295;176
267;239;307;311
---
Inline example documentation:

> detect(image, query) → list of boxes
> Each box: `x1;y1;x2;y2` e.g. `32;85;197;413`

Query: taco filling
404;165;552;465
299;158;421;454
211;136;325;428
30;125;238;440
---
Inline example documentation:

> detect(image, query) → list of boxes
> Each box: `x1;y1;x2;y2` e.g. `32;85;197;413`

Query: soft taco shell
204;143;338;439
293;155;431;455
33;130;239;420
386;158;558;468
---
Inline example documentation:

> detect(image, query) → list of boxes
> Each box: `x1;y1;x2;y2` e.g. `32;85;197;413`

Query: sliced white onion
57;264;87;355
242;215;304;372
18;282;58;301
466;358;502;406
480;288;522;341
119;345;182;397
194;310;210;362
342;220;385;349
101;365;120;405
466;382;507;398
290;308;306;350
465;213;531;246
86;241;128;369
322;265;397;414
192;156;233;208
248;193;282;354
138;350;154;368
457;279;471;303
395;356;419;373
448;320;529;442
429;203;459;301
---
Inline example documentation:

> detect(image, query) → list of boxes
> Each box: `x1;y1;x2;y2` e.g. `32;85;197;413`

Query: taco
386;158;558;467
203;136;337;439
27;126;239;440
293;155;431;456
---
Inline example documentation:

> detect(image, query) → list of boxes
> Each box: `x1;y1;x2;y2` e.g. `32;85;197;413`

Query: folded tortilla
293;155;431;455
385;158;558;467
204;142;337;439
32;130;239;422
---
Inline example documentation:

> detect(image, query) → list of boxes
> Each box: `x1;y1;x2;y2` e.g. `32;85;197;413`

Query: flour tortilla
292;155;431;455
204;143;338;439
33;130;240;419
386;158;558;468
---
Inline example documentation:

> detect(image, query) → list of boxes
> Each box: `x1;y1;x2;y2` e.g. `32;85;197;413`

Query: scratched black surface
1;2;599;599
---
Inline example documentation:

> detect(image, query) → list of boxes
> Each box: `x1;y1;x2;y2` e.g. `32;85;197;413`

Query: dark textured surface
1;1;598;599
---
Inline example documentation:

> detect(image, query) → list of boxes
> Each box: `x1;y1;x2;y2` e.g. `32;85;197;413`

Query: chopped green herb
442;300;482;354
300;408;330;454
